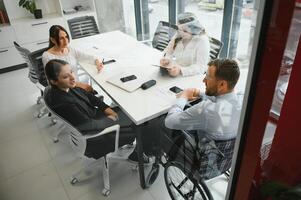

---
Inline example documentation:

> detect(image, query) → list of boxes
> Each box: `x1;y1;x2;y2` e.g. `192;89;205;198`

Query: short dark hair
48;25;70;48
208;59;240;90
45;59;69;86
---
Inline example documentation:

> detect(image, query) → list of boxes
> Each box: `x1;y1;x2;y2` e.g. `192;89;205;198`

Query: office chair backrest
68;16;100;39
209;37;223;60
14;42;48;86
14;41;38;83
29;47;49;86
43;86;87;155
152;21;178;51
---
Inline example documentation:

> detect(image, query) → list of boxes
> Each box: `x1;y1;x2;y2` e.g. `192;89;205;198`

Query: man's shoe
128;151;150;164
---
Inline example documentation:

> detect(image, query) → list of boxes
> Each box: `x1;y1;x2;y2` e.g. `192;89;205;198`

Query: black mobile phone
103;59;116;65
169;86;183;94
120;75;137;82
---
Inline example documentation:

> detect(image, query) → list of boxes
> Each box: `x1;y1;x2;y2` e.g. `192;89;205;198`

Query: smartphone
169;86;183;94
120;75;137;82
103;59;116;65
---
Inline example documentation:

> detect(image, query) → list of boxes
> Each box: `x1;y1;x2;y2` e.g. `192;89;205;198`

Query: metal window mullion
169;0;177;24
220;0;234;57
134;0;143;40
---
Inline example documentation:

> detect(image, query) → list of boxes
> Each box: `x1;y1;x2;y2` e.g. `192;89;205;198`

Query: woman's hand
160;58;170;66
167;65;181;77
95;59;104;73
75;82;93;92
107;115;118;121
104;108;119;121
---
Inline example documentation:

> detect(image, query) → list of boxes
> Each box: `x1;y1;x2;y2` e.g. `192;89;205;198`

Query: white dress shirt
165;91;243;140
42;46;98;81
164;34;210;76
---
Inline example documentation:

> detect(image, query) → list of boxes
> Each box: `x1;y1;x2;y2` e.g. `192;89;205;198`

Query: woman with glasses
160;12;210;77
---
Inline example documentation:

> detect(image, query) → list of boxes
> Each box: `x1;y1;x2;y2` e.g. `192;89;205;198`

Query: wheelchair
145;130;236;200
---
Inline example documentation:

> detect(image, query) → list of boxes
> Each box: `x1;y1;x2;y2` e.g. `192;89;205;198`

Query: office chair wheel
51;118;57;125
53;137;59;143
70;177;79;185
102;188;111;196
164;162;212;200
145;163;160;188
37;113;44;118
37;96;43;105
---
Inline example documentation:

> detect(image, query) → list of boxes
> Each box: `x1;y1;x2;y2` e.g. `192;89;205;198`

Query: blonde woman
160;12;210;77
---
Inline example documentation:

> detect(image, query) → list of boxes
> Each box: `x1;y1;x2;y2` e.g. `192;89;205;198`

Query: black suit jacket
44;86;114;135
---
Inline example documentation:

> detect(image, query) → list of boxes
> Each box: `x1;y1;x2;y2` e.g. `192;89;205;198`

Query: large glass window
148;0;169;38
94;1;136;37
122;0;137;37
183;0;224;39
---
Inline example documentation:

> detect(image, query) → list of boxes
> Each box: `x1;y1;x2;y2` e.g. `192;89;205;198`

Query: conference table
71;31;204;189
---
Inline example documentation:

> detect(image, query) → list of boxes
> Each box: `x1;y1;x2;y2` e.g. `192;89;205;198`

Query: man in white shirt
165;58;242;140
142;58;242;156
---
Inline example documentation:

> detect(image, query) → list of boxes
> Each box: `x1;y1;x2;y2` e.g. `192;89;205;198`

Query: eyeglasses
203;72;214;80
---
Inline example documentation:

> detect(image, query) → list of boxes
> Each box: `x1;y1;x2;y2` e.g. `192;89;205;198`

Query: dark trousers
141;115;179;156
85;108;135;159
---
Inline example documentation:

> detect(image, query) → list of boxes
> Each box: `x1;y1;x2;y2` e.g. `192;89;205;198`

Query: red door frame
227;0;296;199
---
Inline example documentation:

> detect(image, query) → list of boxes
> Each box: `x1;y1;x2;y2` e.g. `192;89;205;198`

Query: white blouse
42;46;98;81
164;34;210;76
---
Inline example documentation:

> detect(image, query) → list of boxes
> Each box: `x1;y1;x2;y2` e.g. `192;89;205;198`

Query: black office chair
13;42;50;118
67;16;100;39
150;21;178;51
209;36;223;60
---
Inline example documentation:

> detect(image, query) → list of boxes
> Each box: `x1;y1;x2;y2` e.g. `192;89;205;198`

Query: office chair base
70;177;79;185
53;137;59;143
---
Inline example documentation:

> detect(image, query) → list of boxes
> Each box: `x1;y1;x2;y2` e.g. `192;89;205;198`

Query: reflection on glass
148;0;169;38
183;0;224;39
122;0;136;37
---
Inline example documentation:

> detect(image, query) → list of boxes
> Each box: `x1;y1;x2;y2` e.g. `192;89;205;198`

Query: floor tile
0;132;51;180
0;161;69;200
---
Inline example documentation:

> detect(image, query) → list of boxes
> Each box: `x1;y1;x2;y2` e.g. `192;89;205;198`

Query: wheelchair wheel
164;162;212;200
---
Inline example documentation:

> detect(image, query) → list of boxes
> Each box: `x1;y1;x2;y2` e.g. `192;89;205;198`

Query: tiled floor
0;68;229;200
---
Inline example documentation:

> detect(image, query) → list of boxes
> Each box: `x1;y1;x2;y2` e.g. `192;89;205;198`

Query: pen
163;53;166;57
102;58;104;63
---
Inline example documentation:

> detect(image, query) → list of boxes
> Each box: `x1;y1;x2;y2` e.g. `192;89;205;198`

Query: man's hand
177;88;200;101
95;59;104;73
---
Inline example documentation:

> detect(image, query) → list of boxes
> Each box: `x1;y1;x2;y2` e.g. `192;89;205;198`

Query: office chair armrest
85;124;120;152
36;82;45;91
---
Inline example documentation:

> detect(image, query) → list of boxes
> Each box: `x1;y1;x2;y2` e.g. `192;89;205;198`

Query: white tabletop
72;31;204;125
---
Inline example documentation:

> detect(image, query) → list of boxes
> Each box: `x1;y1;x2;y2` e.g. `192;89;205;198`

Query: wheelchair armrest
185;97;203;108
85;124;120;152
180;130;197;148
